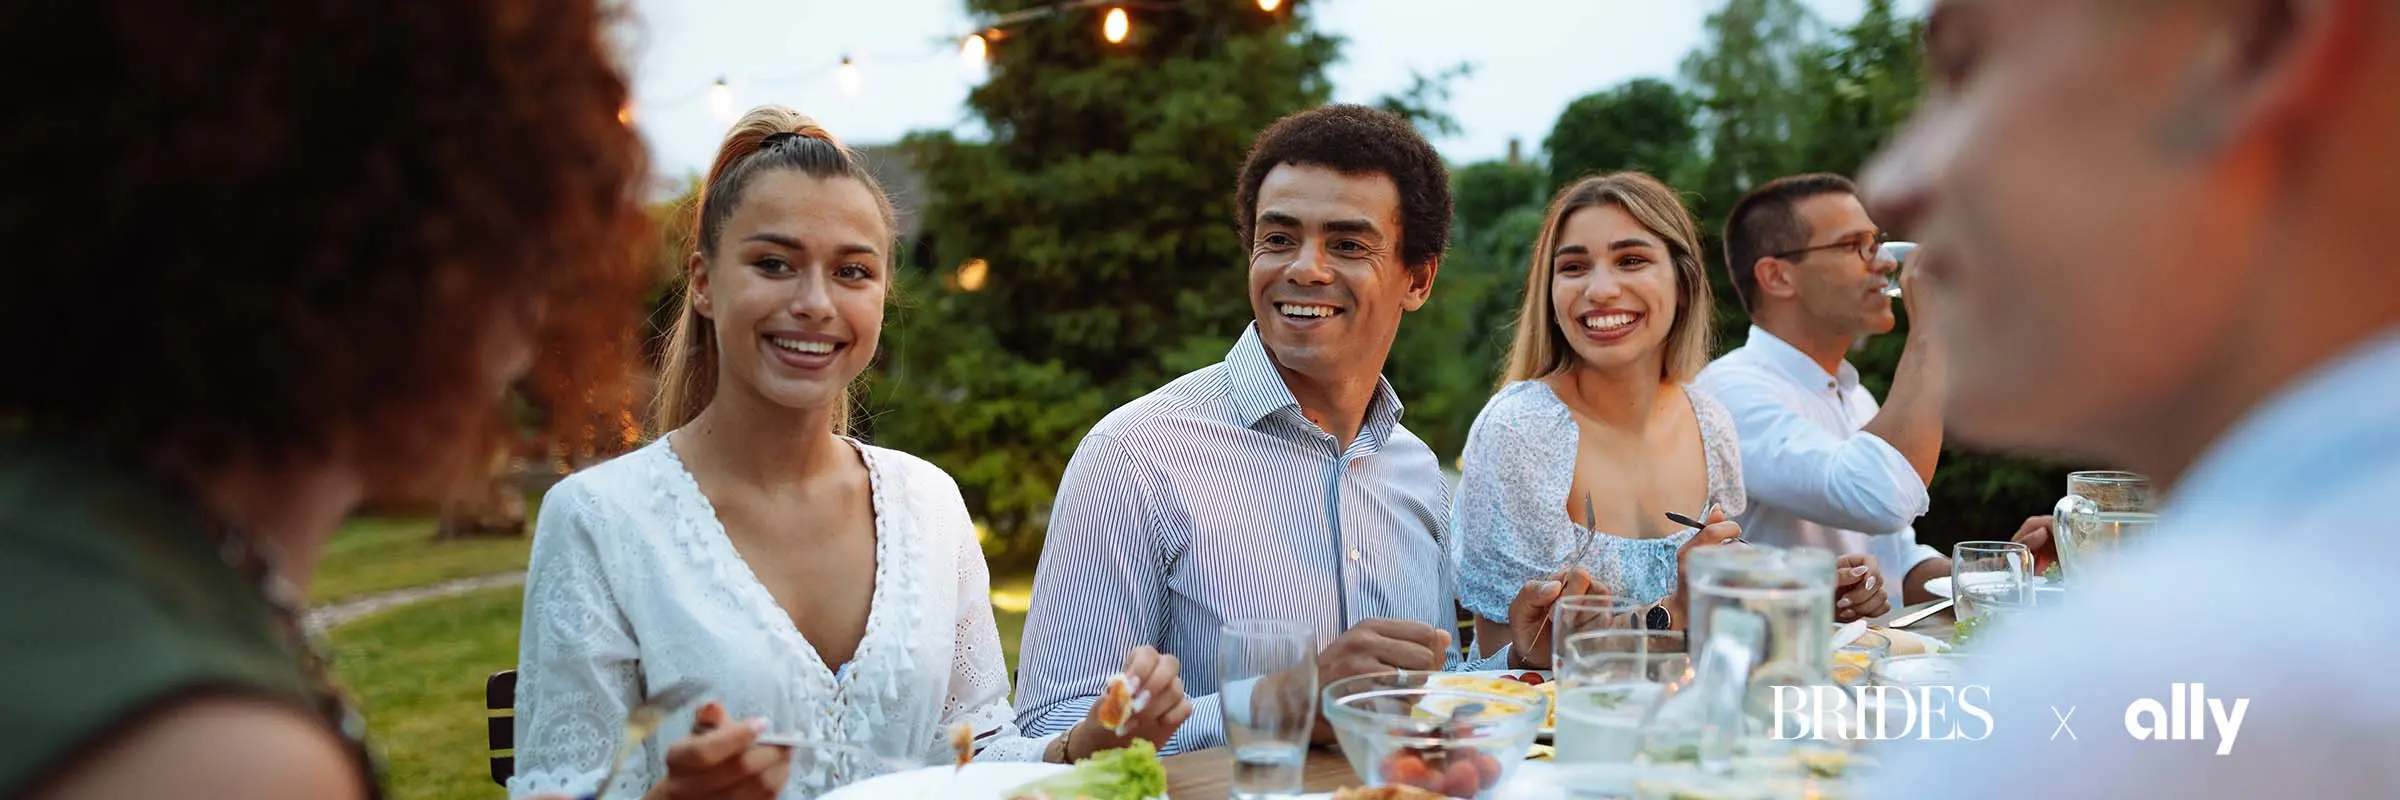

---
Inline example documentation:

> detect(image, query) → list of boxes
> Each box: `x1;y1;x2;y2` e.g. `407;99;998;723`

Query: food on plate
1422;674;1556;728
949;722;974;768
1333;785;1449;800
1094;672;1136;733
1002;740;1165;800
1378;745;1505;798
1873;627;1937;656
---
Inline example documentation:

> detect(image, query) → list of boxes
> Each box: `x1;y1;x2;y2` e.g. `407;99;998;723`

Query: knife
1886;599;1954;629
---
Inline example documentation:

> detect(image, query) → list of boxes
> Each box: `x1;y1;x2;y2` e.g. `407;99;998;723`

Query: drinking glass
1831;630;1890;687
2052;470;2156;583
1877;241;1917;297
1951;541;2033;621
1220;620;1317;799
1686;545;1836;676
1551;594;1648;671
1554;630;1690;766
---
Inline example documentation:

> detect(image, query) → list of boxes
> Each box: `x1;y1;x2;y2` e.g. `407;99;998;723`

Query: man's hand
1308;619;1450;743
1834;554;1891;621
2012;515;2057;572
1505;568;1600;670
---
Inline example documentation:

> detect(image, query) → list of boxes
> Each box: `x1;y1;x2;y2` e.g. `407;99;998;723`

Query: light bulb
838;56;860;96
1258;0;1282;10
957;259;990;292
1102;7;1129;44
708;77;734;123
961;33;987;65
616;104;633;125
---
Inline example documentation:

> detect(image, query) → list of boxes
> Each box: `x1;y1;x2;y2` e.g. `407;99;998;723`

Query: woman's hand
1064;646;1192;760
1669;509;1743;629
1504;567;1600;670
1835;554;1891;621
641;702;791;800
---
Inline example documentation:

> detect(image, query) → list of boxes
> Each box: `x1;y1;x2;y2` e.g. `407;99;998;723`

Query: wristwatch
1644;604;1674;631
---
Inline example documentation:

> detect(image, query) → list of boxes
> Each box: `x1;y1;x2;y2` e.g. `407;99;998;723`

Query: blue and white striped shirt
1012;323;1510;753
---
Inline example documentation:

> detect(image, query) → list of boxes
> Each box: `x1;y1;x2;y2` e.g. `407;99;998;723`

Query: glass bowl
1322;671;1549;799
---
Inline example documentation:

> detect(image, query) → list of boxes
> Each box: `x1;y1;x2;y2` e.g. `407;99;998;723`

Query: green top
0;434;365;796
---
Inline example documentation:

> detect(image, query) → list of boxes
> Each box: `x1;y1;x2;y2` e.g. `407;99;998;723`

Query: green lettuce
1003;740;1167;800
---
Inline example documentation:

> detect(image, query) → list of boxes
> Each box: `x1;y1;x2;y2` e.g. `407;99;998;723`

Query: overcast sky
616;0;1929;186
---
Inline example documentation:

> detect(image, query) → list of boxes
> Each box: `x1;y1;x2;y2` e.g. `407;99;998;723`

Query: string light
961;33;988;65
1258;0;1281;10
617;103;633;126
956;258;990;292
1102;7;1129;44
708;77;734;122
838;55;861;96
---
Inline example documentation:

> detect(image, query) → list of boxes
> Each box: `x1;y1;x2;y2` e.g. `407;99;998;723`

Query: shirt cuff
1853;431;1935;522
1167;692;1225;753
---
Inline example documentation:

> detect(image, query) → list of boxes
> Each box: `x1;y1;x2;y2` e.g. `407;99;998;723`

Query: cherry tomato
1381;752;1440;791
1441;757;1483;797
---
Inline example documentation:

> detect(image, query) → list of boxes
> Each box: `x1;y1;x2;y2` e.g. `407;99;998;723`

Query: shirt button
1348;548;1361;562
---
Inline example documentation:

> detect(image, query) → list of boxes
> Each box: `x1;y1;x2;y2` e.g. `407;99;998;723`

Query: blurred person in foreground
1862;0;2400;795
0;1;653;798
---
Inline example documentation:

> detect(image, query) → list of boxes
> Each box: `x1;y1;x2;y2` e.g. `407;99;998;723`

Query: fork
1558;491;1600;577
583;679;709;800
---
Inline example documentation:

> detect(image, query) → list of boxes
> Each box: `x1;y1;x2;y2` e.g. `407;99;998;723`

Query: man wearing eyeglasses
1692;173;1950;616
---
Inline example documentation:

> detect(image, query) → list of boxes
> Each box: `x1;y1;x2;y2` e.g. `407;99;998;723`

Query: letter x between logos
2052;706;2078;740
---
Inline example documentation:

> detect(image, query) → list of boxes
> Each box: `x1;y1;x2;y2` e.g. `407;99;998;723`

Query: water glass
1686;545;1836;675
1951;541;2033;621
1554;630;1691;766
1877;241;1916;297
2052;470;2156;583
1551;594;1648;670
1220;620;1317;799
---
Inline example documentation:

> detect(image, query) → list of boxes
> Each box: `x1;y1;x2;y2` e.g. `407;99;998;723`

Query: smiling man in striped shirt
1014;105;1586;754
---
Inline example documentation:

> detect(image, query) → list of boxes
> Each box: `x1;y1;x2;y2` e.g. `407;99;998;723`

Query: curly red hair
0;0;653;491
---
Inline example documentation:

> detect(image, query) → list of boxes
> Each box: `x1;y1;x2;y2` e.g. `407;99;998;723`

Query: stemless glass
1219;620;1318;799
1553;630;1690;766
1551;594;1648;671
1951;541;2034;621
1877;241;1917;297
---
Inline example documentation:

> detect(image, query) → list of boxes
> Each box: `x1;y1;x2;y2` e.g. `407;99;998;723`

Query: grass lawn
312;497;542;605
330;583;1032;800
330;586;524;800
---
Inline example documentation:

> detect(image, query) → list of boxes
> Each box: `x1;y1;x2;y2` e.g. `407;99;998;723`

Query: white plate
818;763;1072;800
1923;575;2051;598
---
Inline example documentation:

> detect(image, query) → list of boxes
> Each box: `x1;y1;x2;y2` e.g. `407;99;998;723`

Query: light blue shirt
1866;327;2400;798
1012;324;1509;753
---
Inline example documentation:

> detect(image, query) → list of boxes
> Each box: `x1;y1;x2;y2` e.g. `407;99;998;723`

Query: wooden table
1160;747;1358;798
1158;601;1958;797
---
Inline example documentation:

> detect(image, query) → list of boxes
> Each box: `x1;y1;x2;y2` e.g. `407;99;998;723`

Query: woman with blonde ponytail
510;107;1189;799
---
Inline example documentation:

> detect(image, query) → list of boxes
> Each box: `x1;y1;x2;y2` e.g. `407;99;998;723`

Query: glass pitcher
2051;470;2156;583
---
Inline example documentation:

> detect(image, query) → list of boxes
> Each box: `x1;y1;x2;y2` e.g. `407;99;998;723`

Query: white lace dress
1452;381;1747;619
506;435;1052;799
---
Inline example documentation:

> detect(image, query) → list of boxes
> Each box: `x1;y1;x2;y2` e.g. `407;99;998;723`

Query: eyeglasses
1772;232;1886;264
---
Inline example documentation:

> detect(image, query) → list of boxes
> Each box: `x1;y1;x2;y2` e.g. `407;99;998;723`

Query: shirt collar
2164;324;2400;519
1224;322;1405;446
1744;325;1857;393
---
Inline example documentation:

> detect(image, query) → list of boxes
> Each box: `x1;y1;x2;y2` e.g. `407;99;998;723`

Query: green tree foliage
875;0;1338;568
1542;78;1701;196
